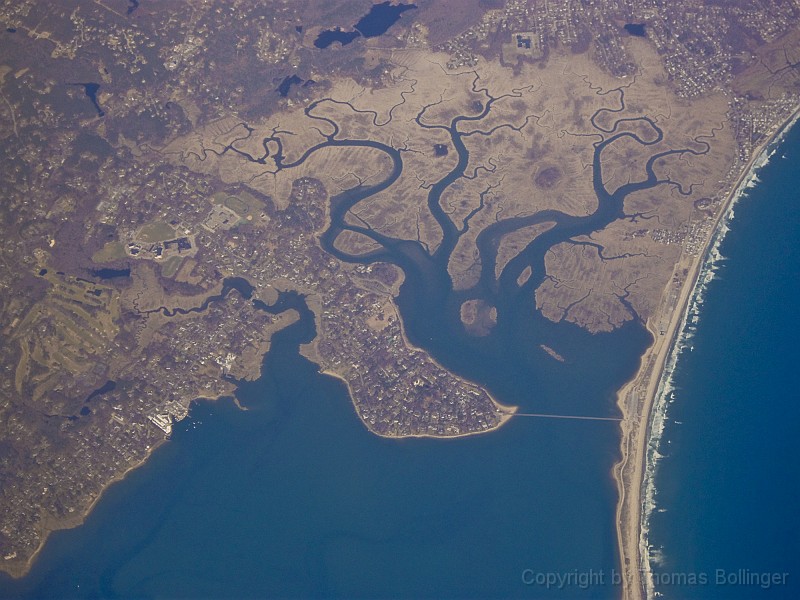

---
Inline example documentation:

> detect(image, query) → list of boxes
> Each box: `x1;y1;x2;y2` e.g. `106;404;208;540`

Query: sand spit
616;108;800;600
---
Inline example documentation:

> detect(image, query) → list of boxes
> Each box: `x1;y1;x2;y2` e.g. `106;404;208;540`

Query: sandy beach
613;106;800;600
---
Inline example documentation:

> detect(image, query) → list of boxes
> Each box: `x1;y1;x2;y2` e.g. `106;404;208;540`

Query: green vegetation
160;255;183;278
12;272;121;401
91;241;127;263
138;221;176;243
211;190;263;219
223;195;248;215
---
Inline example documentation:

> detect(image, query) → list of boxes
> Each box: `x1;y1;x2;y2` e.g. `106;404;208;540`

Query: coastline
313;289;518;441
8;122;793;594
298;266;519;441
613;105;800;600
4;271;517;581
320;366;517;440
0;294;297;581
1;436;168;580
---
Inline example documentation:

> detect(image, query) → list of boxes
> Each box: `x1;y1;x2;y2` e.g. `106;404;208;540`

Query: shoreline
9;118;794;589
300;266;519;441
1;286;300;580
3;271;516;581
320;366;517;440
314;286;518;441
613;106;800;600
1;436;168;580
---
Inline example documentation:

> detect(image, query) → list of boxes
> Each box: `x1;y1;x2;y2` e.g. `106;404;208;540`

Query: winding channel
212;86;710;409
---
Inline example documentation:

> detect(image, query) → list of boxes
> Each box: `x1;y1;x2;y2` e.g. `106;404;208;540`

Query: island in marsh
460;299;497;336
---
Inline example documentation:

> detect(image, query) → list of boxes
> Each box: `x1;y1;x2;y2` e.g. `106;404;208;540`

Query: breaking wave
638;111;799;600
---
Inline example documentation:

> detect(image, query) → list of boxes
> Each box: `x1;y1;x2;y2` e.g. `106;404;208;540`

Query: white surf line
514;412;622;422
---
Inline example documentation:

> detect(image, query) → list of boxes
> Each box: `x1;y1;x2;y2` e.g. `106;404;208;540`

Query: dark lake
90;267;130;280
314;2;417;49
354;1;417;37
71;82;105;117
624;23;647;37
277;74;303;97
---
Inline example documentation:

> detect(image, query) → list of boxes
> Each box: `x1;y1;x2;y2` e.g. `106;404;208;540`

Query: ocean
4;123;796;600
645;122;800;599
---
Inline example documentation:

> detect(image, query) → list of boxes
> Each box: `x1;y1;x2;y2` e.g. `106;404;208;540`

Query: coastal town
0;0;798;595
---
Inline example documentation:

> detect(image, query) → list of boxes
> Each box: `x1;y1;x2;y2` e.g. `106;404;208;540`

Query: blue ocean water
2;125;796;600
648;123;800;599
1;293;646;599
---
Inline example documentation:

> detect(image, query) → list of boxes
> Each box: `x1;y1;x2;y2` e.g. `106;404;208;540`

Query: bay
0;98;665;599
1;288;647;599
